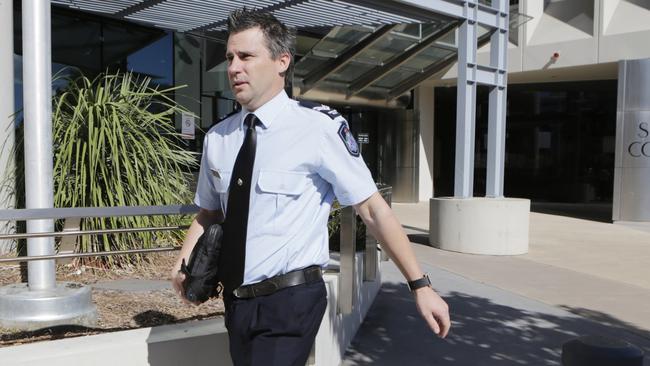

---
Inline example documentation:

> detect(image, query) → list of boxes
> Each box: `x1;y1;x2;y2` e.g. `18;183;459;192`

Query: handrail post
338;205;356;315
380;188;392;262
58;218;81;265
363;231;378;282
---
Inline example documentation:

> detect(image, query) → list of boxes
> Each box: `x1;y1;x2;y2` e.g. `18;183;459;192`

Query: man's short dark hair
228;8;295;81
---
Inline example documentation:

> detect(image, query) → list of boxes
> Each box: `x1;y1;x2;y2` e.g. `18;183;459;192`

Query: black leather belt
232;265;322;299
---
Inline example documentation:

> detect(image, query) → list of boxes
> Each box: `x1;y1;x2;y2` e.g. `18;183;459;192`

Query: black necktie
220;113;258;295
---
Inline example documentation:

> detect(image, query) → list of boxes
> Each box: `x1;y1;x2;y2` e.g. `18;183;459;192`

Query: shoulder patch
298;100;341;120
337;123;360;157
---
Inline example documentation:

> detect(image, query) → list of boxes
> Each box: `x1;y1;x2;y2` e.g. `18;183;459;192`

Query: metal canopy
51;0;528;107
293;21;461;105
51;0;435;32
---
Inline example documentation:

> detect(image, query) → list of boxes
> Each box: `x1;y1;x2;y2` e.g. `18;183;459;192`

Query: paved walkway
343;201;650;365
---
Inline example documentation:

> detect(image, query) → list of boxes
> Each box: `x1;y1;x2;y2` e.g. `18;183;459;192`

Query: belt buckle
253;280;279;297
232;287;246;298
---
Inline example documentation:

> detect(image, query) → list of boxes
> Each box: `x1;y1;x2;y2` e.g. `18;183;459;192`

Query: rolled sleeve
316;119;377;206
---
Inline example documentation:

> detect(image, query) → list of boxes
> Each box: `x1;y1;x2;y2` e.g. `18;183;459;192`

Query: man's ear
277;52;291;75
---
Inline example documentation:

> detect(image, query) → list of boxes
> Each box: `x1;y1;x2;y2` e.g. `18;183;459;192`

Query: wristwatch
407;274;432;292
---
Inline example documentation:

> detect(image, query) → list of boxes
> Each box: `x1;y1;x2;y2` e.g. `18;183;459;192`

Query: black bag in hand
180;223;224;303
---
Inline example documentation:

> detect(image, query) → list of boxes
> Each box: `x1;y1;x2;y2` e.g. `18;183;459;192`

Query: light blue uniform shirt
194;90;377;286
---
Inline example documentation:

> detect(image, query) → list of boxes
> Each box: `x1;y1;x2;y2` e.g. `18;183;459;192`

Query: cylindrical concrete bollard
562;335;644;366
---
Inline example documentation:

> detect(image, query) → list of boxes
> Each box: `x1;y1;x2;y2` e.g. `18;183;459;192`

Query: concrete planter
430;197;530;255
0;252;381;366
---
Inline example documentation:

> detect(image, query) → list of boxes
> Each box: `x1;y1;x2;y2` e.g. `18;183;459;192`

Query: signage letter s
639;122;649;139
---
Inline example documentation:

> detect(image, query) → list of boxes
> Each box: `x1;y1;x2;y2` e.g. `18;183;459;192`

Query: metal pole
454;0;478;198
22;0;56;290
486;0;508;197
0;0;16;255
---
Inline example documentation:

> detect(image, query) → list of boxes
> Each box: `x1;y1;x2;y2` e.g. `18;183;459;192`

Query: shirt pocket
256;170;307;235
257;170;306;196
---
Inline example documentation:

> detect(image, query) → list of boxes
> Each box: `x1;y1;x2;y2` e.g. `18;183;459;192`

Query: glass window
126;33;173;87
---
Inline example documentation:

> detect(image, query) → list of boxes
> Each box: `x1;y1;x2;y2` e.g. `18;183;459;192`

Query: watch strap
407;274;431;292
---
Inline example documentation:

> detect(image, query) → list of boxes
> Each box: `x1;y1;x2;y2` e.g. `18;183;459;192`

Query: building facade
423;0;650;222
4;0;650;223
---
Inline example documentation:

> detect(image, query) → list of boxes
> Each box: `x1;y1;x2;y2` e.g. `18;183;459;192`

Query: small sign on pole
357;132;369;155
181;112;195;140
357;132;369;144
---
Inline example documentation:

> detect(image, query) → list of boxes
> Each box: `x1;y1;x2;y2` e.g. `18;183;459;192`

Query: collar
240;89;290;130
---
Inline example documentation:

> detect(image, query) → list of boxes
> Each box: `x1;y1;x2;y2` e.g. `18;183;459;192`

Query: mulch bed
0;251;224;348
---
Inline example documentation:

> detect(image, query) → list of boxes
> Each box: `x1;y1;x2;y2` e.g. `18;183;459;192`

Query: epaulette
298;100;342;120
209;109;239;129
216;109;239;124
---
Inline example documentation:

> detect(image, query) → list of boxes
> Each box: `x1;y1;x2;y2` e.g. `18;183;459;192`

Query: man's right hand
170;264;200;306
170;209;223;306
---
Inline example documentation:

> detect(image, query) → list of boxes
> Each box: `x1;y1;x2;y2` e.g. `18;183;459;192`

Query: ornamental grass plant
4;70;198;268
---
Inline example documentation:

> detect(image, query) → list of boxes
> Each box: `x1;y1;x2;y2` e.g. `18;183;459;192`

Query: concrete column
22;0;56;290
416;86;434;201
0;0;16;254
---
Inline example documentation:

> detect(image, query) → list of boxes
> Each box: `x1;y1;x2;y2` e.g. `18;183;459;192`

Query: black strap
219;113;259;295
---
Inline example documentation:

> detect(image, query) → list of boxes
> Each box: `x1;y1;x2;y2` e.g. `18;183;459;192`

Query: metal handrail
0;186;392;316
0;204;199;221
0;247;179;263
0;225;189;240
0;187;393;273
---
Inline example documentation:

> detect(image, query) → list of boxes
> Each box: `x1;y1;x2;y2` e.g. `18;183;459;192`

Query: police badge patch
338;123;360;157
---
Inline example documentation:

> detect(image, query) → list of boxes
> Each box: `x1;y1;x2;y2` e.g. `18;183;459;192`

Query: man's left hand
413;287;450;338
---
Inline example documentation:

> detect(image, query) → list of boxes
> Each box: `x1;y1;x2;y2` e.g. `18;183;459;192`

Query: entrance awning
50;0;529;107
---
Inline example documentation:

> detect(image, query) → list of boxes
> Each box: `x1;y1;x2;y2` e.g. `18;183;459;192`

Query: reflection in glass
374;67;417;89
311;26;374;57
127;33;173;87
400;46;454;71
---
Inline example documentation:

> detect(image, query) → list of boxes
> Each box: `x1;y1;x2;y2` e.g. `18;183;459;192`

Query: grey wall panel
622;61;650;110
614;58;650;221
376;109;418;203
393;167;416;202
619;167;650;221
614;111;625;168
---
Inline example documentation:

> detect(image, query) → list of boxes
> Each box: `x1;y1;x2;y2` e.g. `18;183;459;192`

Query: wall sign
627;122;649;158
181;112;195;140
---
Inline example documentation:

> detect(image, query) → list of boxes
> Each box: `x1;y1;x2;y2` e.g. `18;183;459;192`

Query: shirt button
237;178;243;186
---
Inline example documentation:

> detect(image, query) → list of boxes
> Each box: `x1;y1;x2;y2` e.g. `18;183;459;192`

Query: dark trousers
224;279;327;366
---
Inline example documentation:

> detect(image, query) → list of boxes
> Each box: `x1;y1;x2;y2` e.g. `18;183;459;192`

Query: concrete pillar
0;0;16;254
416;86;434;201
430;0;529;255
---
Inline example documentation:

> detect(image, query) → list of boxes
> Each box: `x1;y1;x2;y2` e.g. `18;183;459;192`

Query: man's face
226;27;290;111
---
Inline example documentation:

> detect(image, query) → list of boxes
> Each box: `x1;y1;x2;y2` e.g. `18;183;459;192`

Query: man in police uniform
171;9;450;366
